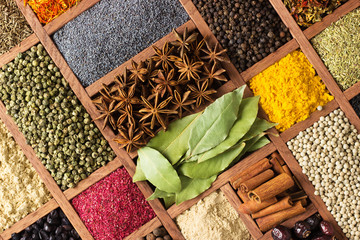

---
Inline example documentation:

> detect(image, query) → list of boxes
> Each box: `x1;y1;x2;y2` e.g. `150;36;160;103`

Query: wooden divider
63;157;122;200
124;217;162;240
221;184;263;239
0;0;358;238
280;100;339;142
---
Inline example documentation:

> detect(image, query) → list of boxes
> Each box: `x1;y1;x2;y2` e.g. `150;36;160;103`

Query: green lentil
0;44;116;190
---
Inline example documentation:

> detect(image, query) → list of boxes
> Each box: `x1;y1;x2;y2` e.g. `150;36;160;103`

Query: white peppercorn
288;109;360;238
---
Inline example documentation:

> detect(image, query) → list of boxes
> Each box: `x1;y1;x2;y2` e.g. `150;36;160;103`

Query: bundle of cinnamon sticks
230;152;308;232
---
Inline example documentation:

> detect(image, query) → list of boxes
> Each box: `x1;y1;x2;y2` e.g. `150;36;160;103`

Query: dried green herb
284;0;348;27
0;0;33;55
134;86;276;206
311;8;360;90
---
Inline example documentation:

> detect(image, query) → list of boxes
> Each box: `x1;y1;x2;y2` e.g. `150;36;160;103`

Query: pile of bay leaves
133;86;276;206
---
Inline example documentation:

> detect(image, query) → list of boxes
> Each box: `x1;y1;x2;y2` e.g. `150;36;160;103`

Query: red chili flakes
72;168;156;239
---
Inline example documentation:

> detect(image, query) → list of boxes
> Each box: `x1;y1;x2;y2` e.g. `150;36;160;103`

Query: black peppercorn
193;0;292;72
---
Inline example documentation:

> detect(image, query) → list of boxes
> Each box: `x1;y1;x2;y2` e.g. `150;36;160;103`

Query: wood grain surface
0;0;358;238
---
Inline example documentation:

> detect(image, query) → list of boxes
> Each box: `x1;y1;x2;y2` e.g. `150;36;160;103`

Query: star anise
174;54;204;81
152;42;181;70
201;63;227;86
99;83;113;103
201;42;230;64
188;81;217;107
112;84;141;108
113;125;145;152
192;37;206;61
171;28;198;58
129;60;148;83
171;90;196;118
93;98;120;130
114;67;134;89
136;121;155;138
139;93;178;130
116;104;135;128
151;69;177;97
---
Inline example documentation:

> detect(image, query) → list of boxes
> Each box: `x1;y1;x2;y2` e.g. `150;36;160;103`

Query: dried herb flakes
284;0;348;27
311;8;360;90
0;0;33;55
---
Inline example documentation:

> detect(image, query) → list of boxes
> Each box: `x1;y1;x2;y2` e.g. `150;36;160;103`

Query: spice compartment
0;0;359;239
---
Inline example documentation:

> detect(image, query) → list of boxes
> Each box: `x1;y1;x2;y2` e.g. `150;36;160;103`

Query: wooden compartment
0;0;359;239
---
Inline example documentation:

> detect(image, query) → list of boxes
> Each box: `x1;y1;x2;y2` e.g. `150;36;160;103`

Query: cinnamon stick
238;197;277;214
270;157;285;175
270;152;285;165
282;165;292;176
239;169;274;193
230;158;272;189
248;173;295;203
252;196;293;219
256;201;306;232
237;189;250;203
282;165;301;191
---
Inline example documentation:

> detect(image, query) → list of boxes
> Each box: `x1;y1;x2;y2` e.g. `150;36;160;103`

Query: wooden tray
0;0;359;239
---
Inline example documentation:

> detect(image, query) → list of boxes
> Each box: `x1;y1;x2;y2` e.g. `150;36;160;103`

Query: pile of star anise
92;28;230;152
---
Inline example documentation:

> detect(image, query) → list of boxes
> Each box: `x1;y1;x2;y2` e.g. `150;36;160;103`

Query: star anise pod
113;125;145;152
201;63;227;86
191;37;206;61
174;54;204;81
171;90;196;118
116;104;135;129
188;81;217;107
151;69;177;97
136;121;155;138
129;60;148;83
112;84;141;108
99;83;113;103
152;42;181;70
171;28;198;58
114;67;134;89
139;93;178;130
201;42;230;64
93;98;120;130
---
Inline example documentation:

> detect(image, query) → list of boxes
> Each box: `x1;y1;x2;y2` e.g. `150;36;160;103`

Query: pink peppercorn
72;168;156;240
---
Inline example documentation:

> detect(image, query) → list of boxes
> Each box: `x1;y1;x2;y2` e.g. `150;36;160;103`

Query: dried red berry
320;221;334;236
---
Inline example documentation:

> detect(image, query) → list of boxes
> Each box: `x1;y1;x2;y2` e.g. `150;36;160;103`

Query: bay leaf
133;157;146;182
147;113;201;165
234;133;267;162
164;195;176;208
247;136;270;152
147;188;174;201
175;175;217;204
179;143;246;179
138;147;181;193
197;96;259;163
188;86;245;157
242;118;276;141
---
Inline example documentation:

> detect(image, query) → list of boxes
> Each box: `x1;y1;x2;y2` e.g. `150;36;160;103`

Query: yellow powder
175;191;251;240
0;120;52;233
249;50;333;132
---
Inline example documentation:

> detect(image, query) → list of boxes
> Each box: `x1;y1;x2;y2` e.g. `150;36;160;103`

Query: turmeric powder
249;50;333;132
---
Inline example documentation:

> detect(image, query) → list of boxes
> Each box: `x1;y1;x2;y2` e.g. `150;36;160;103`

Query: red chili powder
72;168;156;239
